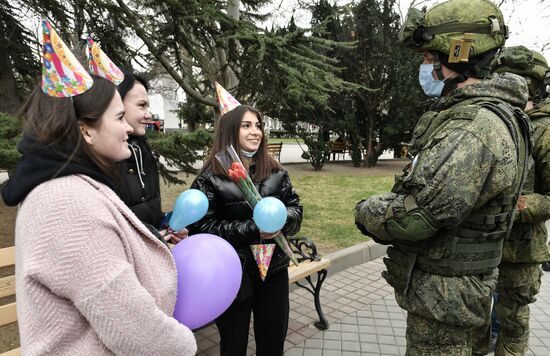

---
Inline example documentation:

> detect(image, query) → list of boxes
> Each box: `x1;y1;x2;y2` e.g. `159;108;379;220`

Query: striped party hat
86;37;124;85
215;82;241;116
41;20;93;97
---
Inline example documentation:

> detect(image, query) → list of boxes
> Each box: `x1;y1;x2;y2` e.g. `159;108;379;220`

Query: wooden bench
328;141;348;161
267;142;283;161
0;246;19;356
288;237;330;330
0;237;330;354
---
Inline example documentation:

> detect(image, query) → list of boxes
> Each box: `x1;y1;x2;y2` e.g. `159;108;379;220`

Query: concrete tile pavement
286;258;550;356
195;257;394;355
195;255;550;355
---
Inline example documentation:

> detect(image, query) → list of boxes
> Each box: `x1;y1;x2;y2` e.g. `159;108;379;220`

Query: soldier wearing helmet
401;0;509;97
354;0;532;354
488;46;550;355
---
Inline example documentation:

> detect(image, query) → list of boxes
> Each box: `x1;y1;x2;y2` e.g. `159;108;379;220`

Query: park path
196;230;550;355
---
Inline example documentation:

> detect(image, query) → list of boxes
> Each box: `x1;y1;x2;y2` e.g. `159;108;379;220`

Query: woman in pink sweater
2;75;197;355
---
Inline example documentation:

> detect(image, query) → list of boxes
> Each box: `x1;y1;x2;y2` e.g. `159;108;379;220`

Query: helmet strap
432;52;446;80
432;52;458;95
434;49;499;95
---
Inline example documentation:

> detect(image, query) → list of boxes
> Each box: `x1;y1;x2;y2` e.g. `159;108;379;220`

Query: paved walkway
277;144;393;164
187;143;395;170
195;256;550;355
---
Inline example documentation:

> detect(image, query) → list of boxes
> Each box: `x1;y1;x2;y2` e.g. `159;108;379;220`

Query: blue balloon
253;197;287;233
169;189;208;231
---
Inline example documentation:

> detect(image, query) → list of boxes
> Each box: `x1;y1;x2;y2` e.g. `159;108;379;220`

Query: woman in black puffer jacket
188;105;303;356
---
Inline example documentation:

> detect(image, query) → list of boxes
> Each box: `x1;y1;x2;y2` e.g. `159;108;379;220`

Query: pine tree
297;0;423;167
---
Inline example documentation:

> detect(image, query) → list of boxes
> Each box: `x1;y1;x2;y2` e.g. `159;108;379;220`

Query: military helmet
401;0;508;62
495;46;549;99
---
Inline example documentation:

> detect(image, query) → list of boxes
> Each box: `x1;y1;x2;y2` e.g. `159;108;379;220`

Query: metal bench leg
295;269;329;330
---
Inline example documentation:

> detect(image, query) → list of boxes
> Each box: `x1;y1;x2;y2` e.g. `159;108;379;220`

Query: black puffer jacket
115;136;163;228
188;166;303;278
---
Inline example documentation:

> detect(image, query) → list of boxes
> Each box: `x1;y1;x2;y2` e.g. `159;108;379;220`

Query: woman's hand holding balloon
161;227;189;244
253;196;300;266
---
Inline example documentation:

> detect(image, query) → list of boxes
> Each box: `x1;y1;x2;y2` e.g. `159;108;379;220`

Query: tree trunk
0;31;20;115
222;0;240;90
363;115;377;167
213;0;240;127
0;53;20;115
72;0;87;64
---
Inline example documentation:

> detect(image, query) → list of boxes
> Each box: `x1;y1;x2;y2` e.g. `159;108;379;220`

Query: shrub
147;128;213;184
0;112;22;176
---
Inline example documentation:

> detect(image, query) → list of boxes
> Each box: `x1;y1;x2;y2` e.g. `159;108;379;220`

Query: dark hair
203;105;282;181
117;69;149;99
19;75;118;175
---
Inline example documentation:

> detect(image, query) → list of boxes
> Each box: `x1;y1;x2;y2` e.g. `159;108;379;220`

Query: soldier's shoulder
533;120;550;149
533;116;550;128
474;105;517;155
439;104;480;122
441;104;510;133
441;103;515;156
533;117;550;140
472;105;512;130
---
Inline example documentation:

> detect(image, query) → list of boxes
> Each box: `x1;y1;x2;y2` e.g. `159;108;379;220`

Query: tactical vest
508;113;550;240
395;100;532;277
506;159;534;242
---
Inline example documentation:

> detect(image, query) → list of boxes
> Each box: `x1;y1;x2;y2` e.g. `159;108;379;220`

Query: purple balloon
172;233;242;330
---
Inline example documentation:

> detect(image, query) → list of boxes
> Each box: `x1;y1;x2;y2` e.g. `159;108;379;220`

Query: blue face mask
419;64;445;97
241;149;257;158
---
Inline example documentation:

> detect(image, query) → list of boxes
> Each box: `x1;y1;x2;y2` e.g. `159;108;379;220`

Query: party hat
41;20;93;97
215;82;241;116
250;244;275;281
87;37;124;85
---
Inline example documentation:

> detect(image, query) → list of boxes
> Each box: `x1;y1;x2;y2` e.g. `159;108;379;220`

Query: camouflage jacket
354;73;529;328
356;73;528;250
503;98;550;263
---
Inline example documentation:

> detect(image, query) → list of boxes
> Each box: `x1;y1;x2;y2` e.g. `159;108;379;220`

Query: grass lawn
1;163;399;253
291;175;394;253
161;171;395;254
267;137;303;144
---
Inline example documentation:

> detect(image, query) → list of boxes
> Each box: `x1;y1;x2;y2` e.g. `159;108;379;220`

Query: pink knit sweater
15;175;197;355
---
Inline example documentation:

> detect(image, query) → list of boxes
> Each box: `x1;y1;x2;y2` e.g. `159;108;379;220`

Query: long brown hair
19;75;117;175
203;105;282;181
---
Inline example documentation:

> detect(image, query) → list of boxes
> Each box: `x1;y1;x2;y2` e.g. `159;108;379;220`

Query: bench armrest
288;236;321;262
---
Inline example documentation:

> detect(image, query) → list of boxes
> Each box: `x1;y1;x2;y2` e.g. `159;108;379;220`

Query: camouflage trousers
406;313;488;356
494;263;542;356
383;248;499;355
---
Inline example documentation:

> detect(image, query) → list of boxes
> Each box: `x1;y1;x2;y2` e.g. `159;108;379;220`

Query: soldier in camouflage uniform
488;46;550;356
354;0;532;355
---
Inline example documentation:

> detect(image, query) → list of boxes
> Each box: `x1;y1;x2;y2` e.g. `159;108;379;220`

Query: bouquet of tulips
216;145;299;269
